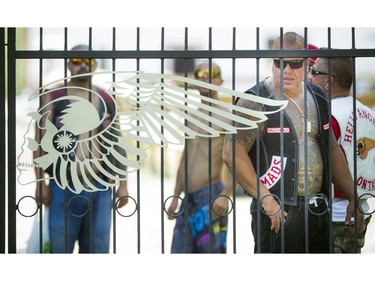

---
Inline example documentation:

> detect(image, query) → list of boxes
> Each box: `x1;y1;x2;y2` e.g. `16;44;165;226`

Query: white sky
1;0;373;27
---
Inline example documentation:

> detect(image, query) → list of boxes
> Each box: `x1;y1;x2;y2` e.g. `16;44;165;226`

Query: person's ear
324;76;334;92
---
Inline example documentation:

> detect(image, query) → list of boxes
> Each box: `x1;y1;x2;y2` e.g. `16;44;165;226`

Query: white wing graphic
107;71;287;145
17;71;287;194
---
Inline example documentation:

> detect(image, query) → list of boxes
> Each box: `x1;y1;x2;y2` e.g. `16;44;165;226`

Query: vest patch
259;156;287;189
336;105;375;198
266;127;290;134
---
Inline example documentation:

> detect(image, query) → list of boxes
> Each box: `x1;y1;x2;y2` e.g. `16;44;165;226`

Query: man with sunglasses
308;55;374;253
34;44;129;253
166;61;234;253
223;32;363;253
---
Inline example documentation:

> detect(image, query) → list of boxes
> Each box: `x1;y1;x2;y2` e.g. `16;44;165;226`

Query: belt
297;194;329;215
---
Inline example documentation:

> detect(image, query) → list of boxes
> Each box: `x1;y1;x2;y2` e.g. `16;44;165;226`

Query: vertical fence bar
160;27;166;254
37;27;44;253
182;26;189;252
87;27;94;254
351;27;359;253
231;26;237;254
136;27;141;253
327;27;334;253
279;27;286;253
111;27;117;254
63;27;69;253
207;27;213;253
255;27;261;253
303;27;309;253
7;27;17;253
0;27;6;254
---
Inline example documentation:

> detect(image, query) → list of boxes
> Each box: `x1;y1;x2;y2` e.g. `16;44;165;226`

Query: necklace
284;94;311;133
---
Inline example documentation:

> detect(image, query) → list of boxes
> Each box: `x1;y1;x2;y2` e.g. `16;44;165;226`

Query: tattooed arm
222;97;287;233
331;139;364;228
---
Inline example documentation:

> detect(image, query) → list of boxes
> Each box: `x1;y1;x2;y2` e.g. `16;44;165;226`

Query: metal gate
2;27;375;254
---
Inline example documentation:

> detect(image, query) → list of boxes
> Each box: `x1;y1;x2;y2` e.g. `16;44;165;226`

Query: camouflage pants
332;216;371;253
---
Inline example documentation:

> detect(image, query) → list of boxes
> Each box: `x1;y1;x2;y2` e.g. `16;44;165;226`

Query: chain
284;94;309;118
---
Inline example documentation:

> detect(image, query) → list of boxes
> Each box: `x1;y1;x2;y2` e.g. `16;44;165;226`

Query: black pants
250;196;331;253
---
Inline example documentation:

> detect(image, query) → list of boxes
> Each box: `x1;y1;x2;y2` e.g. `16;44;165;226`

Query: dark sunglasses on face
273;59;304;70
70;58;97;66
194;68;221;79
310;66;336;77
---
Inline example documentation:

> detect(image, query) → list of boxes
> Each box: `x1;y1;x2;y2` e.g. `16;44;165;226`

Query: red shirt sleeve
331;116;347;198
331;116;341;142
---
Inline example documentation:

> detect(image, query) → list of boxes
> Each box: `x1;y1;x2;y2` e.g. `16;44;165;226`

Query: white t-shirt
331;96;375;222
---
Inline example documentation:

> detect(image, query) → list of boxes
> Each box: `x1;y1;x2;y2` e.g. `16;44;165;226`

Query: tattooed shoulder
236;97;262;111
226;97;264;151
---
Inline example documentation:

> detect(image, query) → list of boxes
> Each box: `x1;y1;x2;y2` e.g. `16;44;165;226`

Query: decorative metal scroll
17;71;288;194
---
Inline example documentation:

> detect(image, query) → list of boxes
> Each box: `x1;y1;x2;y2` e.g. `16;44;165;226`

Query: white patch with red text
267;127;290;134
259;156;287;189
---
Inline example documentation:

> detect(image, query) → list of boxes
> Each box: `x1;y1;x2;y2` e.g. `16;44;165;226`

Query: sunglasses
194;68;221;79
70;58;97;66
310;66;336;77
273;59;304;69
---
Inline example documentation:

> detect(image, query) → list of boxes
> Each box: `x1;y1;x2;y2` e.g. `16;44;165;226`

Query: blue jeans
250;195;330;253
48;180;112;253
171;181;228;253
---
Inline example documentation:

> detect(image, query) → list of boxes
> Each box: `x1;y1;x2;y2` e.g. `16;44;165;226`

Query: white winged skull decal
17;71;287;194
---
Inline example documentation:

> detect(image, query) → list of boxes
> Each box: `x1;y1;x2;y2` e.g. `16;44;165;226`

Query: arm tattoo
225;98;264;151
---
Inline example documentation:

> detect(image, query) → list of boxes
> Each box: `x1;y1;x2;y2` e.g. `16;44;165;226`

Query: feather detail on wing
107;71;287;147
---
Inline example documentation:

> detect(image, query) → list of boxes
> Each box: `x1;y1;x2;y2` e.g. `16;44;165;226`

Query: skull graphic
17;85;134;194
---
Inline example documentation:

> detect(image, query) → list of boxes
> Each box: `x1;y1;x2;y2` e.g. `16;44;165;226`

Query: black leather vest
246;80;330;205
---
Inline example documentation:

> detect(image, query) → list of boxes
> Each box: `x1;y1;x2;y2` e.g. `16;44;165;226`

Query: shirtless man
166;62;233;253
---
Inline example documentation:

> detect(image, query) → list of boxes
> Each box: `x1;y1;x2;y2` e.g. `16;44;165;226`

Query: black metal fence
2;27;375;254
